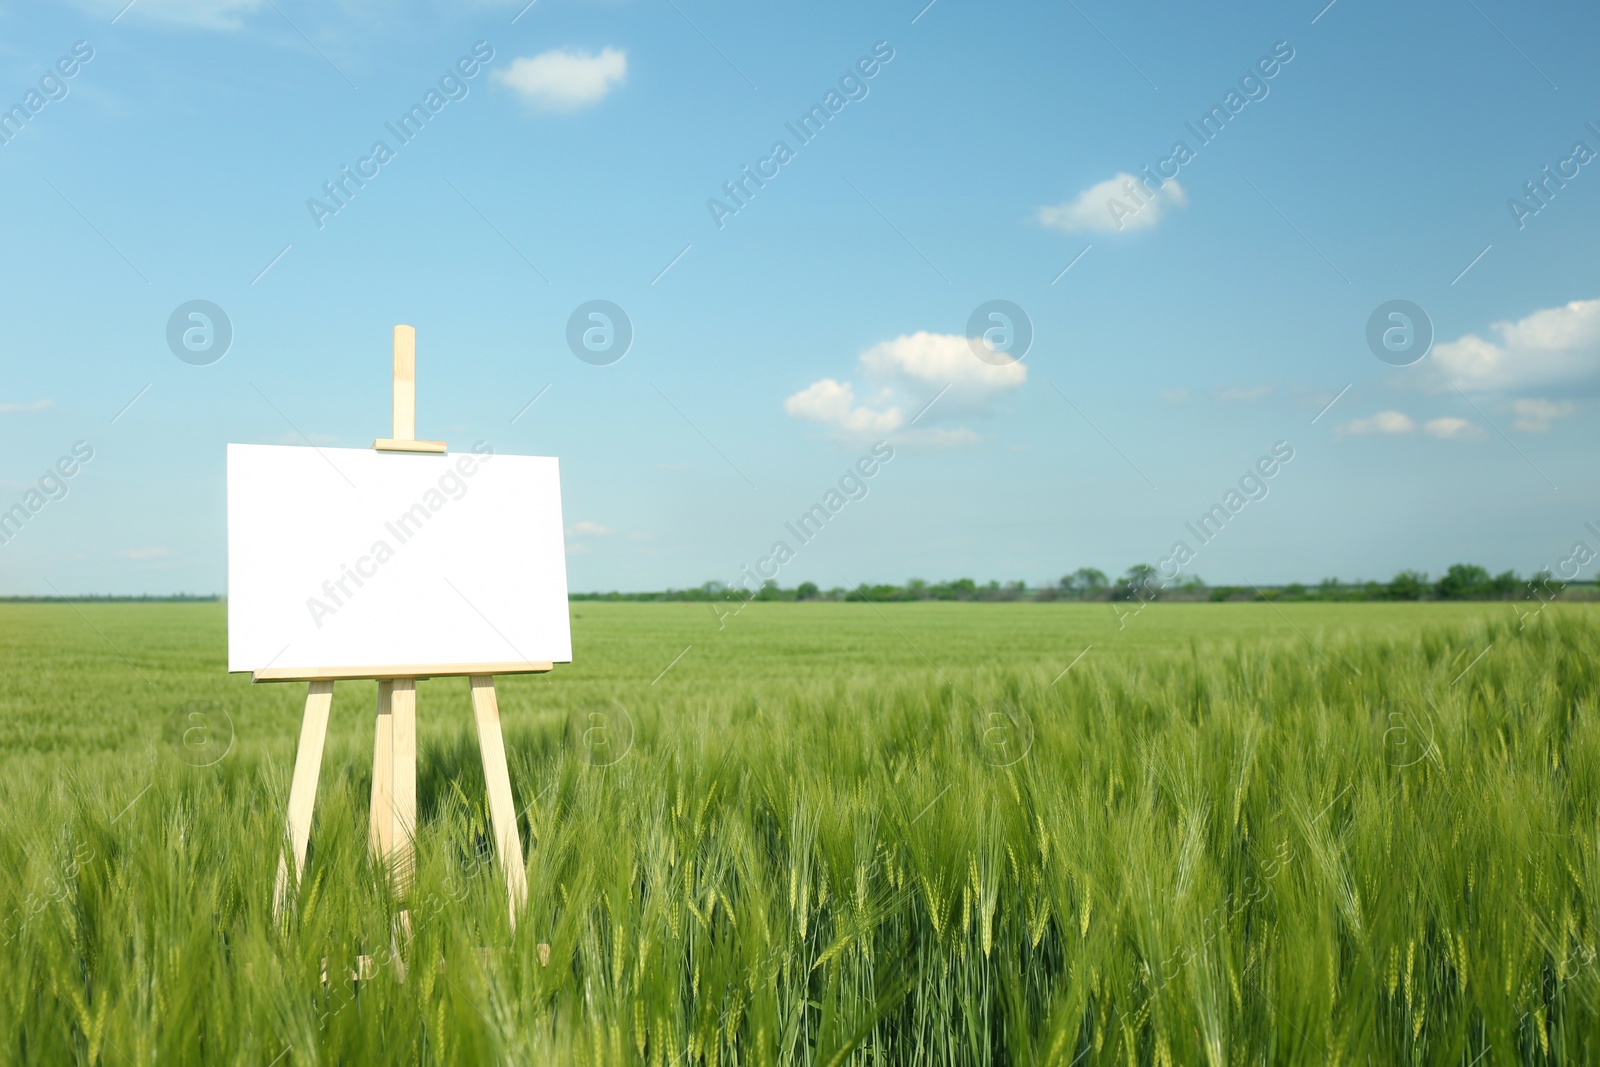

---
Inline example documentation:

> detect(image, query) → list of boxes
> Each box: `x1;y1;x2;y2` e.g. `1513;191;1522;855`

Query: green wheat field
2;600;1597;1065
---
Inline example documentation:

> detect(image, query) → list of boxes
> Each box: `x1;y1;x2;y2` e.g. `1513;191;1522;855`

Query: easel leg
391;678;417;893
470;675;527;929
370;681;395;862
275;681;336;915
371;679;417;895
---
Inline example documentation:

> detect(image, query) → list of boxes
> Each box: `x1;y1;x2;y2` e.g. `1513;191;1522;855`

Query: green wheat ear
0;599;1581;1064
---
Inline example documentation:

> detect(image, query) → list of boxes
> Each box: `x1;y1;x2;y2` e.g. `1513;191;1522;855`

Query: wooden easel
271;325;551;930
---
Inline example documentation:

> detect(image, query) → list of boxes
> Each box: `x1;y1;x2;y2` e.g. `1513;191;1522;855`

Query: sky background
1;0;1598;596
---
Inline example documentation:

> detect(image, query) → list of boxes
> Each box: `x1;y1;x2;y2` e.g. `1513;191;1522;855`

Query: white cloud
70;0;265;29
1431;298;1600;393
494;47;626;111
118;547;171;560
784;332;1028;443
0;400;51;413
783;379;905;435
858;331;1027;394
1423;417;1480;440
1217;385;1272;403
1038;173;1186;234
1160;388;1190;404
1341;410;1416;436
566;521;611;537
1508;397;1575;433
1338;411;1486;440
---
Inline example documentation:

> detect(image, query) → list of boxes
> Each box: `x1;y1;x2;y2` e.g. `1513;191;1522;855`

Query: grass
0;599;1596;1064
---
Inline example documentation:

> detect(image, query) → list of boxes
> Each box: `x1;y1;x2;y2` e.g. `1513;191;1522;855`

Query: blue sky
1;0;1598;595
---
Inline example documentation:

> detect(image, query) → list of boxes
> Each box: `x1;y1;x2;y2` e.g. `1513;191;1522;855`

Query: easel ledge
248;662;555;683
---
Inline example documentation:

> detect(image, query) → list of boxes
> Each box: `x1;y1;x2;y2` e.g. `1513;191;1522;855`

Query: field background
1;601;1596;1064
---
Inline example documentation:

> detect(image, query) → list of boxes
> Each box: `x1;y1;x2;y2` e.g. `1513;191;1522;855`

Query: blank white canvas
226;444;571;673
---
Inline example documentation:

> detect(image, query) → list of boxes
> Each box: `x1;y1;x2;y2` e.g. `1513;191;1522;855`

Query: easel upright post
392;325;416;442
370;681;395;858
390;679;418;890
371;682;418;894
374;324;445;454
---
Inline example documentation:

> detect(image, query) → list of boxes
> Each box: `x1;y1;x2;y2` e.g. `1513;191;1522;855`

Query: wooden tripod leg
275;681;336;914
371;679;417;894
371;681;395;861
391;679;417;893
470;676;527;929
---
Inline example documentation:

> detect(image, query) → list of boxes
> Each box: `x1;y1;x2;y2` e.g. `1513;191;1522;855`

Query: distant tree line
568;564;1588;603
0;594;221;603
